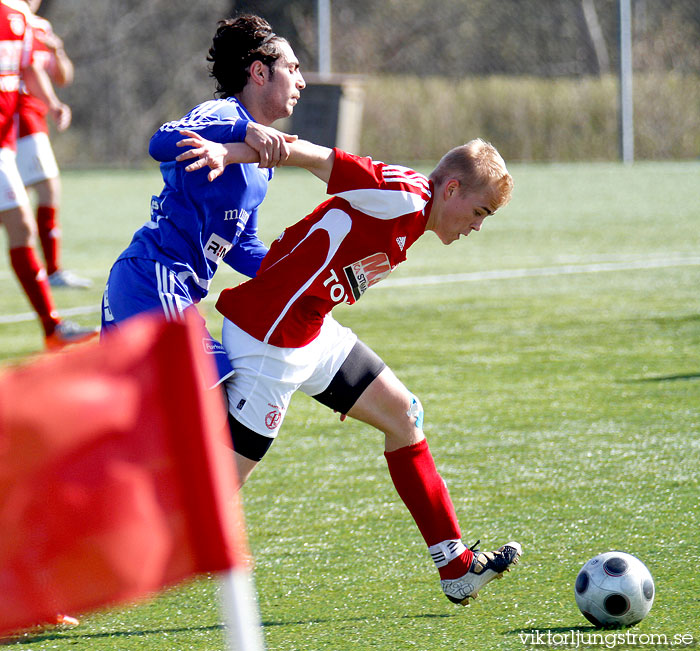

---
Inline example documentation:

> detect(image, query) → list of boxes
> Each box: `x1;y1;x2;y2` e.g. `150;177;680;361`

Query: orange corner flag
0;311;248;637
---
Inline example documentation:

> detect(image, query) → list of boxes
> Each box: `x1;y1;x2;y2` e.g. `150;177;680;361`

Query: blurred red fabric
0;311;245;636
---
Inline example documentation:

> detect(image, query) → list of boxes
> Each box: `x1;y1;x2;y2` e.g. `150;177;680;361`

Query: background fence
40;0;699;165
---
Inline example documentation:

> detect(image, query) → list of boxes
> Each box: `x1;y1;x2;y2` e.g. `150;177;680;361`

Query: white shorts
222;315;358;439
16;132;59;186
0;148;29;210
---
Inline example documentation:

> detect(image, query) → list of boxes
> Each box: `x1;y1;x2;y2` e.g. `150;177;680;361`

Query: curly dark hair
207;14;287;98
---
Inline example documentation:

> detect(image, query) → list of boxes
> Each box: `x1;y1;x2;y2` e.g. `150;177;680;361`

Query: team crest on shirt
204;232;233;265
343;252;392;300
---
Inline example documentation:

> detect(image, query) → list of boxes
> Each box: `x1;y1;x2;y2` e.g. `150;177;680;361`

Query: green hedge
360;74;700;162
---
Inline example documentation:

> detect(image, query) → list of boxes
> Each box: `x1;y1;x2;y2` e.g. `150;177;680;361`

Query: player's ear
444;179;460;200
248;60;267;86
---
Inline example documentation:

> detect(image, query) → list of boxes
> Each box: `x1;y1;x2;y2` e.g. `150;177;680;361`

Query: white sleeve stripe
158;100;243;131
382;165;427;180
384;168;429;182
382;167;430;192
159;116;241;132
383;175;430;193
334;187;429;220
383;165;426;179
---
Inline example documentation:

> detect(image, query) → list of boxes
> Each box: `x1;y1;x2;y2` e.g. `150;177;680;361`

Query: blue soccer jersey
117;96;271;301
102;97;272;385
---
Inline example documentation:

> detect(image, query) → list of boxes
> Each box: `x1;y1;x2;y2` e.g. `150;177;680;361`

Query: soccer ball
574;551;655;628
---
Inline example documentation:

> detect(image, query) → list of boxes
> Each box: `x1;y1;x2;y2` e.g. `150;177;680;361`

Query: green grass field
1;161;699;650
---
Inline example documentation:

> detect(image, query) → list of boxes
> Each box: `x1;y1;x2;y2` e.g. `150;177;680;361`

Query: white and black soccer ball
574;551;655;628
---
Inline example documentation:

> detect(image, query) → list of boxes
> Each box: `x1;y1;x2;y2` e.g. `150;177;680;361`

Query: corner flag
0;311;263;649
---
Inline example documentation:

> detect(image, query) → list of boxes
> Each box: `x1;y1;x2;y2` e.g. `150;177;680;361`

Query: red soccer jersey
0;0;32;149
18;13;54;137
216;148;433;348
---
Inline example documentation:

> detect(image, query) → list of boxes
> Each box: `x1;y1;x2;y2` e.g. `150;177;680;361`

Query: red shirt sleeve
327;148;385;195
327;148;431;203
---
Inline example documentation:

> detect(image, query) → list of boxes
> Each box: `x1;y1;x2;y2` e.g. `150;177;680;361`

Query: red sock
9;246;60;336
385;438;474;579
36;205;60;276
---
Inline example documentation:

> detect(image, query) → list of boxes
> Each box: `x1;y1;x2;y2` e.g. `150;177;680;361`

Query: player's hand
49;103;71;132
244;122;297;168
176;130;229;181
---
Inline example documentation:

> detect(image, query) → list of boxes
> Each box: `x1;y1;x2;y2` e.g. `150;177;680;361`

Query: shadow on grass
624;372;700;383
3;624;225;646
263;611;455;628
6;611;455;645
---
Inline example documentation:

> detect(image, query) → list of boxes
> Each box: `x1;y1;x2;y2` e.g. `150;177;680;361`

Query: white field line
0;304;101;324
1;255;699;325
378;255;700;289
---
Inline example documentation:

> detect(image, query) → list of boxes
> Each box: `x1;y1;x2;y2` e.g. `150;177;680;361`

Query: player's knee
6;218;35;247
35;177;59;204
383;391;425;449
406;392;424;431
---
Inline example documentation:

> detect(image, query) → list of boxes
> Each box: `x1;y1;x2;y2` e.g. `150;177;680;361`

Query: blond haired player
177;133;522;605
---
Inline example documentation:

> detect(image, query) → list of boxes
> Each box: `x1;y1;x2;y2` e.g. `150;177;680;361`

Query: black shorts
227;339;386;462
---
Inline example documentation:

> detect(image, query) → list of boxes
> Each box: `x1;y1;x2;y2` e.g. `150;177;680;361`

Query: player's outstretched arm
279;139;335;183
150;116;296;165
175;132;239;181
176;130;335;183
244;122;298;168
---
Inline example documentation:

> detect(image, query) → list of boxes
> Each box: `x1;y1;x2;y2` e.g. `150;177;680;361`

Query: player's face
432;182;492;245
262;42;305;123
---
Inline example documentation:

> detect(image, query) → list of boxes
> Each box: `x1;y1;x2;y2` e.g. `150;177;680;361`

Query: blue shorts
101;257;233;387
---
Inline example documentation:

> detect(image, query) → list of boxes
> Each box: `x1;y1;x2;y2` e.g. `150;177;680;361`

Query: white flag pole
219;568;266;651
